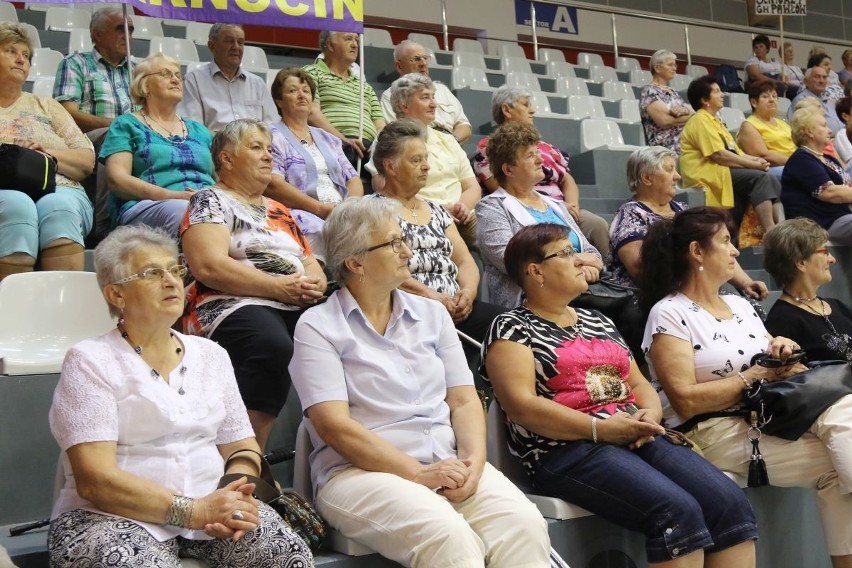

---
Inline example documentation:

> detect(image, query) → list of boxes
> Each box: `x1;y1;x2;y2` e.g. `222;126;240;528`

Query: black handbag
743;360;852;441
0;143;57;202
219;449;327;551
570;274;636;312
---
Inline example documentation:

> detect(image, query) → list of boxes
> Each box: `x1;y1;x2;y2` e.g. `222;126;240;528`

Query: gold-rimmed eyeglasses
143;69;182;81
541;246;576;261
113;264;188;285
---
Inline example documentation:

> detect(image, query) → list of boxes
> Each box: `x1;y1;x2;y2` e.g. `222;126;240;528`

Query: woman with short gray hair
472;84;610;253
640;49;693;153
372;73;480;246
181;118;327;450
289;197;552;568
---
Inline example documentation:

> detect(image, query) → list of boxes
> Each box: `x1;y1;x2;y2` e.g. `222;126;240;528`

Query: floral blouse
640;84;688;154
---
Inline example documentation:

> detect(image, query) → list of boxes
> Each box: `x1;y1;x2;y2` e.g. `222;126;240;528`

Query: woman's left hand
195;477;260;541
740;280;769;300
449;289;474;322
437;458;483;503
766;336;801;361
580;265;600;283
446;202;473;224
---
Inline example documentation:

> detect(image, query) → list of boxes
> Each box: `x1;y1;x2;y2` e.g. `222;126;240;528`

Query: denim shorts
533;437;757;563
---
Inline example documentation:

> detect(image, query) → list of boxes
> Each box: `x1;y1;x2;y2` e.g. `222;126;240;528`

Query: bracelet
165;495;196;528
737;371;751;389
591;416;598;443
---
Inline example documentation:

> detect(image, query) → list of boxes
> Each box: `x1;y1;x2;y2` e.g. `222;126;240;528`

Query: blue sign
515;0;578;35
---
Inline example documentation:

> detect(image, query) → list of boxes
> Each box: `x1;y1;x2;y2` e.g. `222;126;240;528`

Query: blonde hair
129;53;180;105
0;22;33;62
790;106;826;146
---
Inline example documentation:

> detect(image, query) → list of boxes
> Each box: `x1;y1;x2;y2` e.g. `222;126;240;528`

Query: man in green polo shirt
304;31;386;166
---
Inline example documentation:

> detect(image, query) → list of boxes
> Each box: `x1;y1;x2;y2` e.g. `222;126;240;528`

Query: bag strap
220;448;281;502
673;408;747;433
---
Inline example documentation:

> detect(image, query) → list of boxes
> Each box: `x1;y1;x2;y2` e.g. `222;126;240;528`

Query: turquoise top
524;204;581;250
99;113;215;226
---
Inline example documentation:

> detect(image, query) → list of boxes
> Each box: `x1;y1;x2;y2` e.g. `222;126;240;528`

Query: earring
698;264;704;272
359;272;365;284
540;279;545;288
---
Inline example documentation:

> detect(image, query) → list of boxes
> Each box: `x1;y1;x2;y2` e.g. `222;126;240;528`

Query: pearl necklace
783;289;818;303
118;320;186;395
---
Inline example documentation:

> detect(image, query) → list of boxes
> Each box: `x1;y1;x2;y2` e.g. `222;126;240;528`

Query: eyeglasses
408;55;431;64
541;246;576;261
363;237;405;254
114;24;135;34
813;247;830;256
113;264;188;285
144;69;182;81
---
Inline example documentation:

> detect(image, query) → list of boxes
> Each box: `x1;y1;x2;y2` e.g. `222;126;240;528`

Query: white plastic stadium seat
629;69;652;86
576;52;604;68
0;2;18;22
505;70;540;91
775;96;791;117
727;92;752;114
26;2;80;11
686;64;709;78
602;80;635;101
407;32;441;53
185;21;213;46
530;91;562;118
452;38;484;55
0;272;115;375
452;50;486;70
537;47;565;64
497;43;527;60
241;45;269;72
670;74;692;91
131;15;164;40
616;56;641;73
580;117;641;152
546;60;576;79
27;48;63;81
588;64;619;84
568;94;606;119
19;22;41;49
363;27;392;48
501;56;533;75
148;37;199;64
451;66;496;92
619;99;641;123
44;6;90;31
486;402;592;519
68;28;93;53
294;423;375;556
31;76;55;97
556;77;590;97
718;106;746;133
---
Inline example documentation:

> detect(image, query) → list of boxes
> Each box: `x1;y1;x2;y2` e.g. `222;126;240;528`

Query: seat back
31;76;55;97
451;66;493;91
568;94;605;119
27;48;63;81
537;47;565;64
148;37;199;64
185;21;212;45
453;38;484;55
546;60;575;79
452;50;486;70
530;91;553;114
576;52;604;68
619;99;641;123
588;64;619;84
0;272;115;375
497;43;527;60
505;70;539;91
580;117;625;152
628;69;651;86
68;27;92;53
0;1;18;22
556;77;589;97
616;56;640;73
670;74;692;91
775;96;791;117
686;64;709;78
727;92;753;114
408;32;441;53
718;107;746;132
602;80;635;101
131;15;164;39
19;22;41;49
241;45;269;72
363;27;392;47
44;6;90;31
502;56;532;75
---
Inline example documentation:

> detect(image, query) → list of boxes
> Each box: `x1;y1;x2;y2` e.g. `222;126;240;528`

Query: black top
764;297;852;362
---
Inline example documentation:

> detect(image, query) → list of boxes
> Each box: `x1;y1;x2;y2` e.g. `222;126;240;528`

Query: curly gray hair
389;73;434;119
491;85;531;125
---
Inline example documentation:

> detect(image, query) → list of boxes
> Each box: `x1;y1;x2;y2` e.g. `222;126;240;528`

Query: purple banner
26;0;364;33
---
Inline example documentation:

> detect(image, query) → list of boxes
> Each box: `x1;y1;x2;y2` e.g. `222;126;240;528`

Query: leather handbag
570;274;636;312
742;360;852;441
0;143;57;202
219;449;327;551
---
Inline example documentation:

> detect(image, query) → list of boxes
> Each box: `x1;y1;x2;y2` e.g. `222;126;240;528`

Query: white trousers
316;462;552;568
689;411;852;556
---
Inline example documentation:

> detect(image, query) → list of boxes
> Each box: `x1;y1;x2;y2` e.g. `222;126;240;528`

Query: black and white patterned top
481;306;636;474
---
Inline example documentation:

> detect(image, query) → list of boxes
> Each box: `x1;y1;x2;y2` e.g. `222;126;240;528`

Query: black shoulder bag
0;143;57;202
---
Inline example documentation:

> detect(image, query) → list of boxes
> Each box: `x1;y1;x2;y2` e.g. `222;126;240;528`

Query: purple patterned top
640;84;688;154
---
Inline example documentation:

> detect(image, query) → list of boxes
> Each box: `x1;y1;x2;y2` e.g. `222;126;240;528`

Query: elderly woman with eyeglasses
289;197;551;568
481;223;758;568
639;49;694;154
101;53;214;235
472;85;610;254
181;119;326;450
48;224;314;567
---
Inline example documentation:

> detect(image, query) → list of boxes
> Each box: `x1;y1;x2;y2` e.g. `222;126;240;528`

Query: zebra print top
481;306;636;474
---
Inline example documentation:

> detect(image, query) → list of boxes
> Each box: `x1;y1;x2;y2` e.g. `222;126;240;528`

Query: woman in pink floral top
473;85;610;254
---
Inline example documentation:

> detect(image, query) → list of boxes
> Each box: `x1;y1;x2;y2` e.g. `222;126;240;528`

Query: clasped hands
280;273;325;307
196;477;259;541
415;457;481;503
599;409;665;450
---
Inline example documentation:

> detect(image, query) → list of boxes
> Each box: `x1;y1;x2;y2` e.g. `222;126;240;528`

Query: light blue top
524;204;581;250
289;287;473;494
99;114;215;225
788;88;845;133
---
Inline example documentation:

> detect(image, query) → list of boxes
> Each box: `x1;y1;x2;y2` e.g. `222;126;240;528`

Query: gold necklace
140;111;185;139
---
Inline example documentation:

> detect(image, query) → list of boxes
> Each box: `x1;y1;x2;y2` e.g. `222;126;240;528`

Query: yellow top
679;109;741;208
741;114;797;157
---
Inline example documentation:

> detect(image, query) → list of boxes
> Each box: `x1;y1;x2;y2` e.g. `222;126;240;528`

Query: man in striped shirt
304;31;386;166
53;7;134;133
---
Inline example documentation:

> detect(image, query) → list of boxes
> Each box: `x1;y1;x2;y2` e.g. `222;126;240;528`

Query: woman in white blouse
48;225;313;567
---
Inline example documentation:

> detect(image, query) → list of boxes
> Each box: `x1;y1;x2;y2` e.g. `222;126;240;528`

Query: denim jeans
533;437;757;563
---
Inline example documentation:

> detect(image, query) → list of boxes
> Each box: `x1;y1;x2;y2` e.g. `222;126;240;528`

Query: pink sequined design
549;336;635;415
